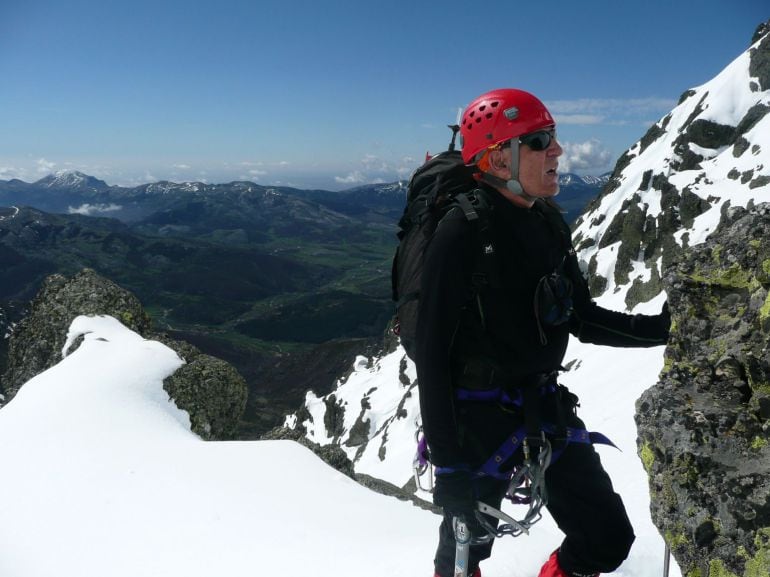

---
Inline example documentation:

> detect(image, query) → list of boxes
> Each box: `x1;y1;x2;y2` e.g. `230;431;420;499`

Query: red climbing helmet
460;88;555;164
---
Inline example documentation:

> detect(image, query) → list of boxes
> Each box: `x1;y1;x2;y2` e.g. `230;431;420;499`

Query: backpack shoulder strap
453;188;502;293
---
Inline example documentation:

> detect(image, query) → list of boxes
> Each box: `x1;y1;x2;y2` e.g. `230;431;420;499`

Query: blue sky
0;0;767;190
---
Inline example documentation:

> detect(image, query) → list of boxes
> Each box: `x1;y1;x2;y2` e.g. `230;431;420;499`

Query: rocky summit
0;269;247;440
636;203;770;577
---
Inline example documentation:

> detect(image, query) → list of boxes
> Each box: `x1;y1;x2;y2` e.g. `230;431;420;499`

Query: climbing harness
413;378;616;544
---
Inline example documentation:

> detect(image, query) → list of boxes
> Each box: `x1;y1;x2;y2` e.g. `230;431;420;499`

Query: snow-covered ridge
0;315;445;576
572;31;769;308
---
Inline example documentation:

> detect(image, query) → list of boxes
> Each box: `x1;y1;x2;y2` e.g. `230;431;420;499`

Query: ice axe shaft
453;516;471;577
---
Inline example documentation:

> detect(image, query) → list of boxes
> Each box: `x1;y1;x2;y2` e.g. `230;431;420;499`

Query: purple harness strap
435;382;616;480
436;424;617;480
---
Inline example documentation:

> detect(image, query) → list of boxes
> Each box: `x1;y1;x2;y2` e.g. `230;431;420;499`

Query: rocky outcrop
0;269;247;440
635;203;770;577
0;269;151;399
163;353;247;440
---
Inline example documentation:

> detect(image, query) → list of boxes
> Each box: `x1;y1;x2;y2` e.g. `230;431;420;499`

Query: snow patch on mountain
0;206;19;221
558;173;610;187
288;350;420;487
38;170;109;190
572;33;770;306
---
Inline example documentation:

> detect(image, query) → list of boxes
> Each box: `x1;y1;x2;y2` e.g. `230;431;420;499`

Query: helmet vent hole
479;105;486;112
491;101;499;108
485;113;493;119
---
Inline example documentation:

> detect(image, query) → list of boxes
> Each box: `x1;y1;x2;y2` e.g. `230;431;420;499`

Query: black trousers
433;400;635;577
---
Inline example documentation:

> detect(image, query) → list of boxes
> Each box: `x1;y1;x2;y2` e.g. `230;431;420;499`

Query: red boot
538;550;598;577
538;550;568;577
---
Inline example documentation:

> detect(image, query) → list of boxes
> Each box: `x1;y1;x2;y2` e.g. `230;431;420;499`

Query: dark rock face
635;204;770;577
0;268;247;440
750;20;770;90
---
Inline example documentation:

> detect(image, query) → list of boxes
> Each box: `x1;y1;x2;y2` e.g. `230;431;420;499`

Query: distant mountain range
0;169;605;225
0;168;606;435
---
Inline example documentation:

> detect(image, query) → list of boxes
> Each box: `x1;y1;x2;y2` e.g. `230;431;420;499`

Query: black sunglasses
519;129;556;151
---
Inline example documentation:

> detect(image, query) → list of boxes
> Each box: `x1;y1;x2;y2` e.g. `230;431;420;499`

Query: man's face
517;127;562;198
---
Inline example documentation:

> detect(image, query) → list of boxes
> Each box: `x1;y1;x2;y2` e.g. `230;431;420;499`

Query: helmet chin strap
478;140;537;204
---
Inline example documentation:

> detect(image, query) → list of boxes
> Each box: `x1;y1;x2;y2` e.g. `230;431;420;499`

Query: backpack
391;130;497;361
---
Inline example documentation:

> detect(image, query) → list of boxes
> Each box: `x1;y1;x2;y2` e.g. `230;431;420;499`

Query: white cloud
546;97;677;126
334;171;367;184
559;139;613;173
36;158;56;174
333;152;423;187
172;164;191;170
68;203;122;216
556;114;605;125
0;166;27;180
361;154;389;172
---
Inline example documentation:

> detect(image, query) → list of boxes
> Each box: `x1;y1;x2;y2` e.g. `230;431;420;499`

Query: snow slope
0;316;441;577
0;315;675;577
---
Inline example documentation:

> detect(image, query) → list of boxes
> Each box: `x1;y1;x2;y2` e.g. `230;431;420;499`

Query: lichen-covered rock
0;268;151;399
163;354;247;440
635;203;770;577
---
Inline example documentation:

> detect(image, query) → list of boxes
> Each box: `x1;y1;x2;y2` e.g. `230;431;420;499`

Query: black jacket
414;184;668;467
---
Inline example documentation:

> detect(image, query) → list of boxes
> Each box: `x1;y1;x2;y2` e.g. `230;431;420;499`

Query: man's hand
630;301;671;342
433;469;477;518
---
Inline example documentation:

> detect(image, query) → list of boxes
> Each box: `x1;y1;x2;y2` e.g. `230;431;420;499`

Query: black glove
658;301;671;337
630;301;671;343
433;469;477;518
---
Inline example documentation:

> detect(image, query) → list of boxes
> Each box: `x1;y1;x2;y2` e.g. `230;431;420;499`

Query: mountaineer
414;88;670;577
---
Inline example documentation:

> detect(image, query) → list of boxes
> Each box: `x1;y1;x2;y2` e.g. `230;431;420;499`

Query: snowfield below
0;315;679;577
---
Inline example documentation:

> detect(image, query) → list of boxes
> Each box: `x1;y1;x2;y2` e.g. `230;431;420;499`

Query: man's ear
488;149;509;173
